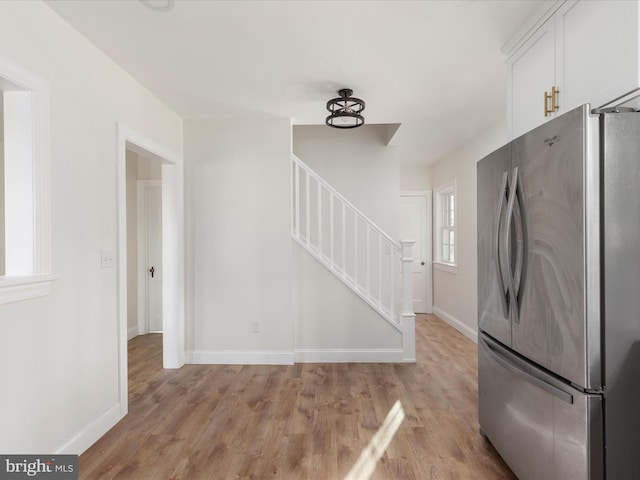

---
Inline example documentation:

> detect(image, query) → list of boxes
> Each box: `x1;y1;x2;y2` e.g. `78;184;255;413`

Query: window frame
0;54;58;304
434;181;458;274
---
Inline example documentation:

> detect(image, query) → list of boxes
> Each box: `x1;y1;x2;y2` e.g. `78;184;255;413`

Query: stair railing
291;154;415;337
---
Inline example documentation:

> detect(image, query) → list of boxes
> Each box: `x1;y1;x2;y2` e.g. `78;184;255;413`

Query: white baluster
305;171;310;248
294;160;300;239
366;223;371;296
377;234;382;308
390;245;395;319
354;214;358;285
318;183;322;255
342;203;346;274
329;192;334;267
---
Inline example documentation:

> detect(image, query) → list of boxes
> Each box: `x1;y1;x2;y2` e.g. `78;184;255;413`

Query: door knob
421;261;426;266
149;266;155;278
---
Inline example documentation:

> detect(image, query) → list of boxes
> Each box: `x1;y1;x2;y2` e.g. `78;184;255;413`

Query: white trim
433;261;458;275
127;325;139;341
187;350;295;365
116;124;184;422
401;313;416;363
295;348;406;363
0;274;59;305
0;53;58;304
432;306;478;343
434;180;458;268
501;0;566;56
55;403;122;455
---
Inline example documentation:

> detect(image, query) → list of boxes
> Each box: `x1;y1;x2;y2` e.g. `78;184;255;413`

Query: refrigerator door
477;144;512;346
478;334;603;480
509;105;600;389
602;111;640;479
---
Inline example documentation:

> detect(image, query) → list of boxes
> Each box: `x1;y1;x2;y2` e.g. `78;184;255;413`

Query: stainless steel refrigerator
477;104;640;480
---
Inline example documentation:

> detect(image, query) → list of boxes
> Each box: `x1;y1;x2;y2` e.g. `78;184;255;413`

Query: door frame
137;179;162;335
400;190;433;314
117;123;184;418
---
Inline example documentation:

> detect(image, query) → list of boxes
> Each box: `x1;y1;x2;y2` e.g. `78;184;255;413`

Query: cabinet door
509;18;556;139
560;0;639;113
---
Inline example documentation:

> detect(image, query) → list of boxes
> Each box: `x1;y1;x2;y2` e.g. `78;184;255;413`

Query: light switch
101;249;115;268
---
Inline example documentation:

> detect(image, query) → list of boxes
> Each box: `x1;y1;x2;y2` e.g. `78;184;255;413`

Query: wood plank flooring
79;315;516;479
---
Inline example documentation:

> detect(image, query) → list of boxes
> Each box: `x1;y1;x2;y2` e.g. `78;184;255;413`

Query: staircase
290;154;416;362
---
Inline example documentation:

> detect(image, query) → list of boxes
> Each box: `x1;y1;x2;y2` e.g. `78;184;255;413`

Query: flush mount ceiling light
326;88;365;129
139;0;175;12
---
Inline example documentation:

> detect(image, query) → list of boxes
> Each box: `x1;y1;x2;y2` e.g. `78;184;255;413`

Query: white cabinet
509;17;556;139
506;0;640;139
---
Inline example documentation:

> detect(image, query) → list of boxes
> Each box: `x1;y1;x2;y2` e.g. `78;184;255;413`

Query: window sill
433;262;458;275
0;274;60;305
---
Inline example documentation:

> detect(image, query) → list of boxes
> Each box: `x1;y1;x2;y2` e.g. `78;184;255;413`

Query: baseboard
127;326;139;340
432;307;478;343
186;350;295;365
55;403;122;455
295;348;406;363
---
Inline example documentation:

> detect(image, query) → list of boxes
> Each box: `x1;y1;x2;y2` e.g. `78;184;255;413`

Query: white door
138;180;163;333
399;192;432;314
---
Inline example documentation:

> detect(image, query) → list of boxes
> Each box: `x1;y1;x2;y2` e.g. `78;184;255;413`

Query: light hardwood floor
79;315;516;479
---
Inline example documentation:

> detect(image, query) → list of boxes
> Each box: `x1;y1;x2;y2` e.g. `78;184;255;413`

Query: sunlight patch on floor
344;400;405;480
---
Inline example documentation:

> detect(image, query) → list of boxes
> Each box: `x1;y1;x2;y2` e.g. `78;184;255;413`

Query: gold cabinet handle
544;86;560;117
544;90;552;117
551;85;559;113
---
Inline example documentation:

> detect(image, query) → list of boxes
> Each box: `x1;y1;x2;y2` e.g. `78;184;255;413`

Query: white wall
430;119;507;341
0;93;4;274
0;138;4;275
126;150;161;340
293;125;400;236
184;118;294;361
400;162;432;191
292;125;403;353
0;1;182;454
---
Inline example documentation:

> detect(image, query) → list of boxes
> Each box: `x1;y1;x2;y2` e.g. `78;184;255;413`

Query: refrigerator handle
505;167;521;324
514;169;529;314
482;336;574;404
494;171;510;318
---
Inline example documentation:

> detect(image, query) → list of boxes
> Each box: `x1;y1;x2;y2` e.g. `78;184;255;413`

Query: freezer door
509;105;600;388
478;334;603;480
477;144;512;346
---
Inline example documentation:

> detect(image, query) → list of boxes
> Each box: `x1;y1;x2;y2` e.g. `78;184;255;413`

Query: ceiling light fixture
139;0;175;12
326;88;365;129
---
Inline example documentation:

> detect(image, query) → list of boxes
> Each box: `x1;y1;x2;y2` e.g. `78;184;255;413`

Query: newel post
400;239;416;363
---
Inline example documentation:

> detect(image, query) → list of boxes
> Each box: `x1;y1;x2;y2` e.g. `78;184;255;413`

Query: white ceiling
45;0;547;164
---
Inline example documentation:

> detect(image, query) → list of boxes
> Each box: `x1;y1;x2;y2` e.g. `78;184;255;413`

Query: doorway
399;191;433;314
117;124;184;418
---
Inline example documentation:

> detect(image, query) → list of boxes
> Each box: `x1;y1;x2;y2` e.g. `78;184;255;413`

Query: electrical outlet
251;320;261;334
101;249;115;268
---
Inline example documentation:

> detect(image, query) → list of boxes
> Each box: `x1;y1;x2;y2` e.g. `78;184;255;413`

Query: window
435;182;457;273
0;55;57;304
441;190;455;263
